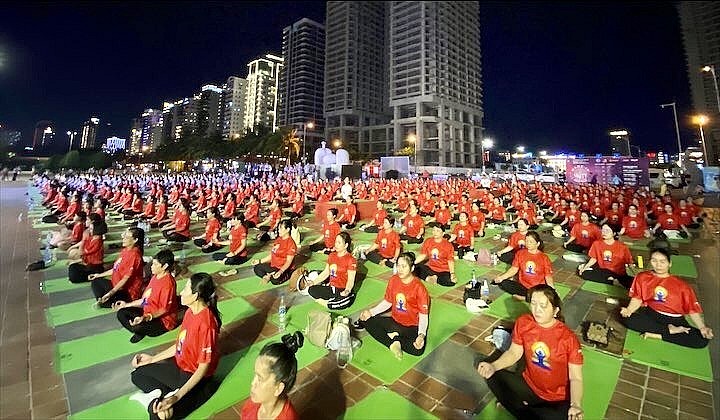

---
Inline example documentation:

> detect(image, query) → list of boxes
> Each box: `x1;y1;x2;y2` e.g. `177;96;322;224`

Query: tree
59;151;81;169
281;128;301;165
394;145;415;157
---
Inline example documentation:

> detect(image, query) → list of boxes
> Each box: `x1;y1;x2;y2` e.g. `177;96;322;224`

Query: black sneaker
130;334;144;343
352;320;365;331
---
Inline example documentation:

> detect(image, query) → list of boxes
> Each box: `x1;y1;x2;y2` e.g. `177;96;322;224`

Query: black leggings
400;234;423;244
163;231;190;242
452;243;472;259
42;212;61;224
212;252;248;265
497;279;528;297
131;360;216;420
307;285;356;310
486;368;570;420
361;225;379;233
364;315;425;356
414;264;452;286
68;262;104;283
91;278;130;308
580;267;633;289
309;242;332;253
253;263;291;285
621;306;709;348
117;307;169;338
563;243;588;254
366;250;395;267
498;250;516;265
193;239;222;253
340;221;356;230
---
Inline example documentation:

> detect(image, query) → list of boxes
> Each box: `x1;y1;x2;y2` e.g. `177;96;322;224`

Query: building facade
80;117;100;149
129;118;142;154
278;18;326;156
32;121;55;151
222;76;248;140
243;54;283;133
679;2;720;165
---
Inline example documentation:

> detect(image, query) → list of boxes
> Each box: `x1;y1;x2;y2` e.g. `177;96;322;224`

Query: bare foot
426;275;438;285
668;324;691;335
389;341;403;360
641;332;663;340
387;332;399;340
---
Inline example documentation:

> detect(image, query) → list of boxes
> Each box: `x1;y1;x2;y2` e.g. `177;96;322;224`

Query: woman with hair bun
130;273;222;420
240;331;304;420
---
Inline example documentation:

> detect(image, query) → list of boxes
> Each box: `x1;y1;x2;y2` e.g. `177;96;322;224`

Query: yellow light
333;139;341;148
702;66;712;72
306;122;314;129
692;115;709;125
407;133;417;144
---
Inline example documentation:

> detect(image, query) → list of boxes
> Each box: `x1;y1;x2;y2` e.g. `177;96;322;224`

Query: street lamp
66;131;77;153
702;65;720;113
481;138;493;173
516;146;525;153
302;121;314;162
692;115;709;165
407;133;417;175
333;138;342;149
660;102;683;162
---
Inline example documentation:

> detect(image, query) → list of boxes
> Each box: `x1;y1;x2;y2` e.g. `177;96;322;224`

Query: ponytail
189;273;222;329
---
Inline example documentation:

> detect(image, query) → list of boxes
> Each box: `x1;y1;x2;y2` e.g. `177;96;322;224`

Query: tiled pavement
1;176;718;419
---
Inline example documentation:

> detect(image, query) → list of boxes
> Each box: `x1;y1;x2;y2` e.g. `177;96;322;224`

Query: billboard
566;157;649;187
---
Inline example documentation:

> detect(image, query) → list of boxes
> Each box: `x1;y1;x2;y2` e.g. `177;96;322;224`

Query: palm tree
281;128;301;165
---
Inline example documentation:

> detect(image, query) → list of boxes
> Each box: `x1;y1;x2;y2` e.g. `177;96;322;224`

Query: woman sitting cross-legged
363;216;401;268
414;224;457;286
88;227;145;308
577;223;634;289
67;214;107;283
160;198;191;243
492;231;555;300
494;218;529;265
477;284;584;420
192;207;222;253
129;273;221;420
212;213;249;269
252;219;297;285
114;250;179;343
448;211;475;259
563;211;600;254
358;200;387;233
620;248;713;348
307;232;358;310
358;252;429;360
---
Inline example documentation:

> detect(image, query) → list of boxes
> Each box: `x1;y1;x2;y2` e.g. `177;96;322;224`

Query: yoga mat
57;297;258;373
424;262;494;298
221;276;284;297
474;399;515;420
483;284;571;321
188;260;226;274
581;347;622;419
42;277;88;294
342;388;437;420
350;300;473;384
579;282;628;299
46;298;112;327
622;330;712;382
270;278;388;330
668;255;698;278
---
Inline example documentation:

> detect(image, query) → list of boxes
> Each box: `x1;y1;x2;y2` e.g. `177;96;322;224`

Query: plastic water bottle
42;246;52;266
46;232;53;248
471;269;478;288
144;234;151;249
491;253;498;266
481;279;490;300
278;294;287;331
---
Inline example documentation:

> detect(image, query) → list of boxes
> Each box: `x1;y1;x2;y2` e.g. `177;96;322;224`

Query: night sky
0;2;696;156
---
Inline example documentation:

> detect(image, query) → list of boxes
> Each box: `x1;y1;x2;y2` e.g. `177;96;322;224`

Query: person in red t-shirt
478;285;584;420
468;201;486;237
243;195;261;228
336;197;358;229
495;218;529;264
241;332;303;420
130;273;221;419
363;216;402;268
256;199;284;242
359;252;430;359
115;250;178;343
309;208;342;253
619;204;650;240
428;198;452;230
578;224;634;288
67;215;107;283
654;203;691;238
563;211;600;254
213;214;249;269
414;225;457;286
150;196;171;228
493;232;555;299
160;198;192;242
307;232;358;310
192;207;223;253
89;227;145;308
448;212;475;259
252;220;297;285
359;200;388;233
399;202;425;244
621;248;713;348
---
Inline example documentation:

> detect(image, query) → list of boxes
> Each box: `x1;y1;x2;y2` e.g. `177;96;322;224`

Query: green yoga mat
270;278;388;330
668;255;698;278
424;262;494;298
483;284;571;321
222;277;284;297
188;260;226;274
42;277;87;294
342;388;437;420
474;399;515;420
46;299;112;327
579;282;628;299
57;297;258;373
581;347;622;419
350;300;473;384
622;330;712;382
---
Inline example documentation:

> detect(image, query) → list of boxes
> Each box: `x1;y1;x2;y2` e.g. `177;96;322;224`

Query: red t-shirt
153;203;167;222
421;238;454;273
141;273;178;331
292;198;304;215
230;224;248;256
342;204;357;223
490;205;506;221
240;398;299;420
512;250;553;289
372;209;388;227
512;314;583;402
82;235;104;266
657;212;679;230
508;231;527;251
174;211;191;238
175;306;219;376
270;237;297;270
564;209;581;228
245;202;260;225
452;223;474;247
143;202;156;218
384;275;430;327
327;252;357;289
71;222;85;243
434;208;451;226
629;271;703;316
403;214;424;238
622;215;647;239
570;223;601;249
111;247;144;300
469;211;485;232
375;229;401;259
676;208;694;226
204;218;221;243
321;221;341;248
588;240;632;275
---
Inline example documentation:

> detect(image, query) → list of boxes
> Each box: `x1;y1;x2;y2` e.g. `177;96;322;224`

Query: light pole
302;121;314;162
66;131;77;153
407;133;417;175
693;115;709;165
702;65;720;113
481;138;493;173
660;102;683;161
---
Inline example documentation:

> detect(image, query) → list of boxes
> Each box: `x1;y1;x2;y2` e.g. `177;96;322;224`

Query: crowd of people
31;168;714;419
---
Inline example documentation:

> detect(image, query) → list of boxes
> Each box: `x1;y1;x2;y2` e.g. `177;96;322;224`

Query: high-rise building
139;109;163;152
32;121;55;150
129;118;142;154
243;53;283;133
324;2;392;158
80;117;100;149
222;76;248;140
609;130;631;156
197;84;223;137
679;2;720;165
388;1;484;167
278;18;326;155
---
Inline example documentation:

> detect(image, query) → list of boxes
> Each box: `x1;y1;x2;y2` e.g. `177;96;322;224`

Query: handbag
475;248;492;266
305;310;332;347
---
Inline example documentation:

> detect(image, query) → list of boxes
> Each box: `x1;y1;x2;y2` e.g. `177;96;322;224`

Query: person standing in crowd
359;252;429;360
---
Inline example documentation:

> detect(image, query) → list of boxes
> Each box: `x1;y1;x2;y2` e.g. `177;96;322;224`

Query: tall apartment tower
679;2;720;165
324;2;392;157
243;54;283;133
140;109;162;152
32;121;55;150
278;18;326;155
80;117;100;149
129;118;142;154
388;1;483;168
222;76;248;140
